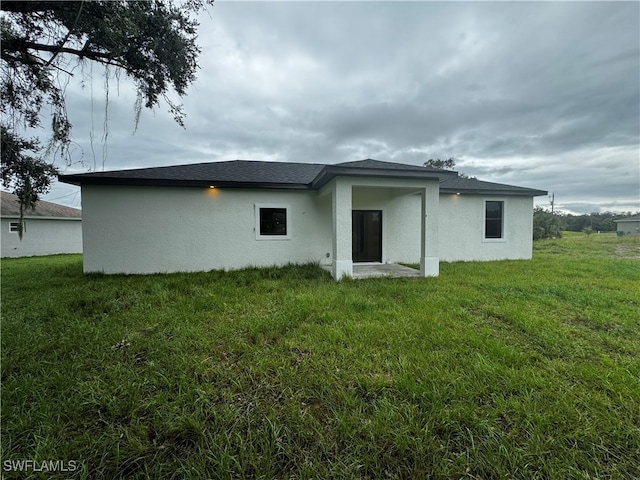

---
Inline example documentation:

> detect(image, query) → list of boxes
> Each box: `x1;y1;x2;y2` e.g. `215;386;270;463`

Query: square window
10;222;21;233
255;204;290;240
260;208;287;236
485;201;504;239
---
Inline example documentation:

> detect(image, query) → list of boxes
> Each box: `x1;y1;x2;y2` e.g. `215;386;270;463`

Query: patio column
332;178;352;280
420;185;439;277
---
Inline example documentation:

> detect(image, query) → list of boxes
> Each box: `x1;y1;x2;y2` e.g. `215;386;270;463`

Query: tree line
533;208;638;240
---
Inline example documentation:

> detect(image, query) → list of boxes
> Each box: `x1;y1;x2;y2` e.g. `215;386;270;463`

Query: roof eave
58;175;312;190
440;187;548;196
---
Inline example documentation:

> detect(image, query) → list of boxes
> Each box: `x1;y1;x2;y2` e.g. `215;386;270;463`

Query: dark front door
352;210;382;263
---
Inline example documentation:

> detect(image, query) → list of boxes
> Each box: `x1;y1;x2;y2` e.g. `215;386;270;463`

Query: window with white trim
255;204;291;240
484;200;504;240
9;221;22;233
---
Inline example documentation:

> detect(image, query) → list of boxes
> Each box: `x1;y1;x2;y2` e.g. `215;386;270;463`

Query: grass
1;233;639;479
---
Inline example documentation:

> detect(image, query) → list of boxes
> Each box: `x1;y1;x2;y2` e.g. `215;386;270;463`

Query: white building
614;215;640;236
1;191;82;258
59;159;546;280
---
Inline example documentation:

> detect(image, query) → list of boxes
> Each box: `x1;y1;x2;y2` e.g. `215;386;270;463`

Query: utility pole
549;193;555;214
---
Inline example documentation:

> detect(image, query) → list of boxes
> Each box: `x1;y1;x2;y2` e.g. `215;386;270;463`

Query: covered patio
319;174;441;280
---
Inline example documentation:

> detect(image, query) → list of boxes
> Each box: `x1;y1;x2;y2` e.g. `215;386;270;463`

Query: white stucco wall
80;183;536;275
81;185;333;274
359;187;533;264
1;217;82;258
361;193;535;263
615;220;640;235
438;194;535;261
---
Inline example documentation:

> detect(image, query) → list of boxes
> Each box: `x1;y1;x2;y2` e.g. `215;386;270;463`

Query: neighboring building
59;159;546;280
1;191;82;258
615;215;640;236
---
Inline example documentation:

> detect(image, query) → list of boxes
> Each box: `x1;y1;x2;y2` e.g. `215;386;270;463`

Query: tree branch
3;39;114;62
44;1;85;68
2;38;135;75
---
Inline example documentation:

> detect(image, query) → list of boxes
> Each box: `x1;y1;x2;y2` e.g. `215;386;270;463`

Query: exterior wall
1;217;82;258
79;183;537;275
438;194;535;261
615;220;640;235
348;186;535;266
81;185;332;274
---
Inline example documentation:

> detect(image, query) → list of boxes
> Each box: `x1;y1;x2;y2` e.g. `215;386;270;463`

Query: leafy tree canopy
424;157;457;169
1;126;58;239
562;211;636;233
533;206;562;240
424;157;476;179
1;0;212;236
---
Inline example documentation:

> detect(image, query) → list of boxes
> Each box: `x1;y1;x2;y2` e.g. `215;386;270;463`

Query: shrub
533;207;562;240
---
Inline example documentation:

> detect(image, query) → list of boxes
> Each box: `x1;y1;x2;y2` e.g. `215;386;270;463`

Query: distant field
1;234;639;479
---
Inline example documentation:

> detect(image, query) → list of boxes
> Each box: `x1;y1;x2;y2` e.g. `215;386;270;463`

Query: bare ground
615;244;640;259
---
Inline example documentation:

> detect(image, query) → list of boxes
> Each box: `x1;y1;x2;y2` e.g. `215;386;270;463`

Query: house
59;159;547;280
614;215;640;236
1;191;82;258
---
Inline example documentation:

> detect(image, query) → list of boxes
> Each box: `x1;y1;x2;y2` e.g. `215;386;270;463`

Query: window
485;201;504;239
260;208;287;235
255;204;290;240
9;222;22;233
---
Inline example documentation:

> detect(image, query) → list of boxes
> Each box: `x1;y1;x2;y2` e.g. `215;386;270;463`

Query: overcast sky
43;1;639;214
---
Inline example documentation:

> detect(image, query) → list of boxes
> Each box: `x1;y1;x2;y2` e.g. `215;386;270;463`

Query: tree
1;126;58;239
532;206;562;240
563;211;636;233
1;0;212;236
424;157;457;169
423;157;476;179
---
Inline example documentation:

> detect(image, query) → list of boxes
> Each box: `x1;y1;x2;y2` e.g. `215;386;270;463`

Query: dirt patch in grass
614;244;640;259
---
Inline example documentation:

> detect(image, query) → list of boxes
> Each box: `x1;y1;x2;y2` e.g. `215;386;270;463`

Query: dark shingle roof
60;160;326;189
59;159;546;196
335;159;450;173
1;191;81;218
440;176;547;196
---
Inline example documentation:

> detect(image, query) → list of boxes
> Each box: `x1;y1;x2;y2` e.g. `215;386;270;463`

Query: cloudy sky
44;1;639;214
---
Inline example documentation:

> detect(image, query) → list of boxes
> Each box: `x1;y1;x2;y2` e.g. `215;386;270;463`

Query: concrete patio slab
353;263;421;279
321;263;422;279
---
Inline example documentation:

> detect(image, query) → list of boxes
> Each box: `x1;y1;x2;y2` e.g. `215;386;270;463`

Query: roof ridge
335;158;450;170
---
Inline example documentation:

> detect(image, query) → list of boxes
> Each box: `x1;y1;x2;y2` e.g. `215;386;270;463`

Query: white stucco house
59;159;546;280
614;215;640;236
1;191;82;258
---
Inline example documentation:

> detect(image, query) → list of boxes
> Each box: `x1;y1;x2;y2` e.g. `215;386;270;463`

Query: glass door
352;210;382;262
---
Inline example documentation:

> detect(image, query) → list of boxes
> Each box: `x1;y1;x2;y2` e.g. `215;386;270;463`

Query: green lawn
2;233;639;479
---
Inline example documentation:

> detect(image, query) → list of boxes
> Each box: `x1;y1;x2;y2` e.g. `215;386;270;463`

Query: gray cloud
44;1;638;214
